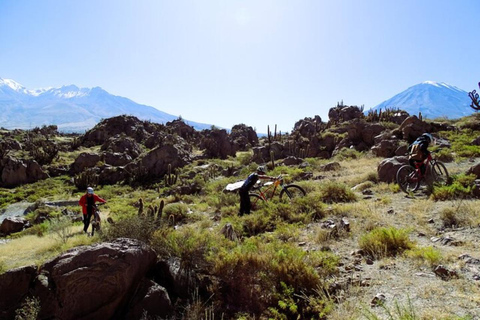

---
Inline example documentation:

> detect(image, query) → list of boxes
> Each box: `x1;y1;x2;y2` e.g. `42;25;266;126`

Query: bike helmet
422;133;434;144
87;187;94;194
257;166;266;174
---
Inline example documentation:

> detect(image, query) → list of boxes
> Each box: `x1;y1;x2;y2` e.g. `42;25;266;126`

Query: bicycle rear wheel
249;193;264;211
396;165;420;193
431;161;449;186
279;184;306;200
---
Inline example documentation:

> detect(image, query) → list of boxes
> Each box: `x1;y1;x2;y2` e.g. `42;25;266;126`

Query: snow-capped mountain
0;77;212;132
368;81;473;119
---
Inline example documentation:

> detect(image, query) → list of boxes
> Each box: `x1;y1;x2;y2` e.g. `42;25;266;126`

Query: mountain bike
249;175;306;211
90;203;105;236
396;153;449;193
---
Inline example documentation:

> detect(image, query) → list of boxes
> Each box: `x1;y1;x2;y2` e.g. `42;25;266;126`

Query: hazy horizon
1;0;479;132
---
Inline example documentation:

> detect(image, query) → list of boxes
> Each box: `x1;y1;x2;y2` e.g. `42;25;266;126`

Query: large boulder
371;139;400;158
70;152;102;174
399;116;433;143
252;142;285;164
165;119;196;141
126;144;192;179
199;128;235;159
99;166;128;185
328;105;364;123
125;279;173;320
104;152;133;167
0;216;31;235
377;156;409;183
0;265;37;320
81;115;155;146
292;116;323;138
230;124;258;151
467;163;480;178
0;157;49;187
101;135;144;159
35;238;158;320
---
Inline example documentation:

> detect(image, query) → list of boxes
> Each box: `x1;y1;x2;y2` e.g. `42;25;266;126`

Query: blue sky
1;0;479;132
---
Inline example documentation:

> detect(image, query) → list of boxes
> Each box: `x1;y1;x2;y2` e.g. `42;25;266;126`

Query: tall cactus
469;82;480;111
270;151;275;170
138;198;144;216
164;164;178;186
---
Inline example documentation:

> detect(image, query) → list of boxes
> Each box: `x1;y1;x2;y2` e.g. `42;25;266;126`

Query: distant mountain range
368;81;473;119
0;77;474;133
0;78;212;132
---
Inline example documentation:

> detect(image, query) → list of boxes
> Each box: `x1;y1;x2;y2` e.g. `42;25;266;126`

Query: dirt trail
306;158;480;319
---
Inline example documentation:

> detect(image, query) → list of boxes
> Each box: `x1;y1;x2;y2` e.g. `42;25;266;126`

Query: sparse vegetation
359;227;414;259
2;114;480;318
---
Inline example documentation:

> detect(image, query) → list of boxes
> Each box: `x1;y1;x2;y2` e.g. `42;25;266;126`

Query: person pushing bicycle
408;133;434;176
238;166;275;215
79;187;106;235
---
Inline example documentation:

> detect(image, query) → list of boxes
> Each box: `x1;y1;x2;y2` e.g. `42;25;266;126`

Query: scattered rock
434;265;458;280
0;216;31;235
220;223;238;241
125;279;173;320
377;156;408;183
321;162;341;171
362;189;373;195
370;293;386;307
431;236;463;246
459;254;480;265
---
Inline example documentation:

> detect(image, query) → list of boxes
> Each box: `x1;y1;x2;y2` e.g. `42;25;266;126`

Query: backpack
408;141;424;161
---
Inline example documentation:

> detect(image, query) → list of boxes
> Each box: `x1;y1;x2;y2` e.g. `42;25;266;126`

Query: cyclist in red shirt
79;187;106;234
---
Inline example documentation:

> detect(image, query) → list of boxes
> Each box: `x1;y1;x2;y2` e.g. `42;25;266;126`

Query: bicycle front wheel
249;193;265;211
279;184;306;200
431;161;449;186
396;165;420;193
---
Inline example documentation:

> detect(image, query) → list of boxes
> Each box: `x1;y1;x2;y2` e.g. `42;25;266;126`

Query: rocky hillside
1;106;480;319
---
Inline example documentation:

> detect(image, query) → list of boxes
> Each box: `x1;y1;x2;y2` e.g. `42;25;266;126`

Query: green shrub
430;174;475;201
210;237;338;318
406;246;442;267
441;130;480;159
434;148;454;162
242;210;277;237
151;226;225;272
438;204;473;228
362;296;418;320
318;181;357;203
102;216;157;243
333;148;363;161
50;216;73;244
237;151;253;166
206;192;238;211
290;194;328;221
22;221;49;237
359;227;414;259
15;296;40;320
162;202;189;224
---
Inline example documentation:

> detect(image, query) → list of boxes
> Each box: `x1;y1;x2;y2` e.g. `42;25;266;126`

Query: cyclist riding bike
238;166;275;216
408;133;434;176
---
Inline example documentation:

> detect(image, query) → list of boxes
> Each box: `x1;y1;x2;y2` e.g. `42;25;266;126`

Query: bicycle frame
253;178;284;202
412;153;434;178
